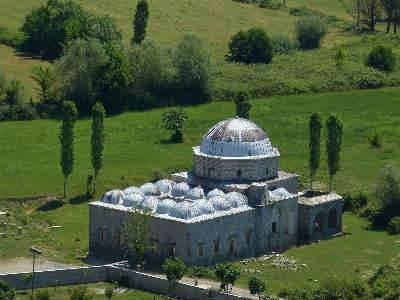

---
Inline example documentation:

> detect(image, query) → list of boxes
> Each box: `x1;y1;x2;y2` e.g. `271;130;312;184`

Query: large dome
199;117;274;157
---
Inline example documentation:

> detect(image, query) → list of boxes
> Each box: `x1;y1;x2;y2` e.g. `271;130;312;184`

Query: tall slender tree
132;0;149;45
309;112;323;191
234;90;252;119
326;114;343;192
59;101;78;199
90;102;106;194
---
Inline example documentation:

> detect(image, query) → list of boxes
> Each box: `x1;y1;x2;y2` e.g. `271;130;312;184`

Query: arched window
328;207;337;229
266;167;269;175
315;211;324;233
282;204;294;234
237;170;242;178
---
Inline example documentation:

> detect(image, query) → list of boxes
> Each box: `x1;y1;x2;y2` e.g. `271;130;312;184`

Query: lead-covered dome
101;189;125;205
169;201;202;220
199;117;274;157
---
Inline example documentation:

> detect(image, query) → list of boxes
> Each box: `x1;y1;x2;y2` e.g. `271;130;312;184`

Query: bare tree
340;0;382;31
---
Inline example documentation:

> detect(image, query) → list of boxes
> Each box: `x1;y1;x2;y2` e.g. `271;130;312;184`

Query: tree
366;44;396;72
294;15;328;50
20;273;33;288
214;262;242;293
248;275;267;300
227;27;274;64
35;287;50;300
380;0;398;32
174;32;213;104
309;112;323;191
132;0;149;45
31;65;55;102
340;0;382;31
334;46;348;69
68;286;93;300
91;102;106;194
234;90;252;119
326;114;343;192
104;283;115;300
4;77;25;106
59;100;78;199
0;280;15;300
162;108;188;143
163;257;186;296
120;207;154;266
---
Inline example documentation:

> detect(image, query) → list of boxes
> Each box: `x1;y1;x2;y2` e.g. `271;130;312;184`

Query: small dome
186;186;205;200
169;201;202;220
200;117;274;157
155;179;174;194
171;182;192;198
101;189;125;205
138;196;160;211
206;188;225;200
123;186;145;197
270;188;290;200
225;192;248;208
156;199;177;214
194;199;215;214
123;193;145;208
140;183;161;196
209;196;232;211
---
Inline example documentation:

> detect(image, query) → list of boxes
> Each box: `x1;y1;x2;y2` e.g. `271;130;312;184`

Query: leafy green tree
0;69;7;98
132;0;149;45
227;27;274;64
163;257;186;296
120;207;154;266
68;286;93;300
174;32;213;104
90;102;106;194
214;262;242;293
0;280;15;300
54;38;108;114
104;284;115;300
4;77;25;105
234;90;252;119
294;15;328;50
309;112;323;191
248;275;267;300
162;108;188;143
334;46;348;69
31;66;55;102
326;114;343;192
366;44;396;72
272;34;299;55
35;287;50;300
20;273;33;288
59;101;78;199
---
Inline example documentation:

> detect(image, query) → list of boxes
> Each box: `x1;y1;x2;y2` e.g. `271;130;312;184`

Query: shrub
295;15;328;50
366;44;396;72
0;27;27;48
388;216;400;234
368;134;383;148
187;266;216;279
119;273;130;287
227;27;274;64
334;45;348;69
272;34;299;55
35;287;50;300
342;190;370;213
259;0;286;11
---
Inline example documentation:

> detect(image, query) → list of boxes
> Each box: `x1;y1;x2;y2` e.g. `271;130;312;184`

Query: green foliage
366;44;396;72
0;280;15;300
4;77;25;106
162;108;188;143
271;34;299;55
214;262;242;293
248;275;267;300
20;272;33;287
259;0;286;11
234;89;252;119
68;286;93;300
187;265;216;279
290;6;324;17
368;134;383;148
309;112;323;190
369;264;400;299
132;0;149;45
31;66;55;103
104;284;114;300
388;216;400;235
59;100;78;199
294;15;328;50
163;257;187;295
0;27;26;48
90;102;106;194
120;207;154;265
326;114;343;192
342;190;370;213
35;287;50;300
119;273;130;287
334;45;348;69
227;27;274;64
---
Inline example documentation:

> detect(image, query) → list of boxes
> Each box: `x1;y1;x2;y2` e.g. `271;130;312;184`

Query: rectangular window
246;233;251;245
118;234;124;246
229;239;236;256
100;230;107;243
199;245;204;257
151;241;158;253
214;241;219;253
272;222;277;233
169;245;175;258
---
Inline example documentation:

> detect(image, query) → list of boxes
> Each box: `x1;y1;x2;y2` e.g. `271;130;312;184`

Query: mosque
88;117;342;267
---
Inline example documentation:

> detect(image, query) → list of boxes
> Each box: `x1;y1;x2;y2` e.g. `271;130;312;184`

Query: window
214;241;219;253
272;222;277;233
266;167;269;175
169;245;176;258
237;170;242;178
151;240;158;253
100;230;107;243
229;238;237;256
328;207;337;229
245;233;251;245
118;234;124;246
199;245;204;257
208;168;213;177
316;211;324;233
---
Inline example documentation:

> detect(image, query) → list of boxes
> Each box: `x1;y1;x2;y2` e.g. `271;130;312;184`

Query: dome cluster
100;181;250;220
269;187;291;200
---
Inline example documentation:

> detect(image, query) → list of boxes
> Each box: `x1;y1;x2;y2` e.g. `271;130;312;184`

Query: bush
342;190;370;213
227;27;274;64
368;134;383;148
295;15;328;50
388;216;400;234
0;27;27;48
259;0;286;11
35;287;50;300
272;34;299;55
366;44;396;72
187;266;216;279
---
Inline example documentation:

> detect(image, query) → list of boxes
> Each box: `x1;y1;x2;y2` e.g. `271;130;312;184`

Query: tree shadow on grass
35;200;64;212
69;194;93;205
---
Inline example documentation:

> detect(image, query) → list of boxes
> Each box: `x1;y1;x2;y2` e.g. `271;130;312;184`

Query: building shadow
69;194;93;205
35;200;64;212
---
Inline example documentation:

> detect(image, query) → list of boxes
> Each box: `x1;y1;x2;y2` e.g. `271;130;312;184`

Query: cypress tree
132;0;149;45
309;112;323;191
90;102;106;194
326;114;343;192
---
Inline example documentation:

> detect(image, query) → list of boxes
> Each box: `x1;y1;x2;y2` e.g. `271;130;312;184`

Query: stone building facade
89;117;342;267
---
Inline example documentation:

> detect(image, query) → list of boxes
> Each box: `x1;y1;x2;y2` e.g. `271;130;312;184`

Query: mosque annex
88;117;342;267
